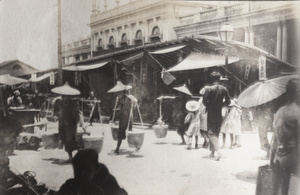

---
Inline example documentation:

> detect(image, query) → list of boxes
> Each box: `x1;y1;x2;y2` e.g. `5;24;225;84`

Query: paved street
9;123;271;195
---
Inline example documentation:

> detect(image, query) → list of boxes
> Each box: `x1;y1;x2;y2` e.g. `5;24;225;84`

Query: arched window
150;26;161;43
109;36;115;45
121;33;128;48
135;30;143;39
121;33;127;42
152;26;160;36
135;30;143;45
98;38;103;47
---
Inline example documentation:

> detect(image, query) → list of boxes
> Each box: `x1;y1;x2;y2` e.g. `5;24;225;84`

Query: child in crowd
184;100;201;150
221;98;242;148
198;86;209;148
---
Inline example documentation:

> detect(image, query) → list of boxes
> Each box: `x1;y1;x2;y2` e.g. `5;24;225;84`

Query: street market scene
0;0;299;195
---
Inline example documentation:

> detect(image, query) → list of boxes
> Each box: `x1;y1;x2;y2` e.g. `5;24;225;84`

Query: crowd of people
0;69;298;194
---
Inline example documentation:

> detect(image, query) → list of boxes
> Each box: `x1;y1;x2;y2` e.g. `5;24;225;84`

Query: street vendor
7;90;23;108
107;81;135;154
51;82;88;163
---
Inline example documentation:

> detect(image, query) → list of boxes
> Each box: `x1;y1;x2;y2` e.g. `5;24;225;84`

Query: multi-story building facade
61;0;299;123
174;1;300;67
62;1;300;67
62;0;214;64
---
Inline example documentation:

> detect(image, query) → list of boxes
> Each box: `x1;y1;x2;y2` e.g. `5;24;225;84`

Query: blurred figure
241;108;254;132
184;100;200;149
58;149;128;195
252;104;274;157
115;91;136;154
31;89;45;122
203;71;231;160
271;78;299;195
7;90;22;108
58;97;87;163
198;86;209;148
172;93;188;144
221;98;242;148
87;91;100;126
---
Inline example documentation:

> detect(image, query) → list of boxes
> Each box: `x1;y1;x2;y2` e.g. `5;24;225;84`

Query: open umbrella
237;74;298;108
51;82;80;95
0;74;28;86
173;84;192;96
107;81;132;93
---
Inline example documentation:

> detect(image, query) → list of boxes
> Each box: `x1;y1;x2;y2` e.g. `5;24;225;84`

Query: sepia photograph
0;0;299;194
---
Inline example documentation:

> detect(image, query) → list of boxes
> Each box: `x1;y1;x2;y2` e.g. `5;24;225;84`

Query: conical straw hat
185;100;200;112
51;81;80;95
107;81;132;93
173;84;192;96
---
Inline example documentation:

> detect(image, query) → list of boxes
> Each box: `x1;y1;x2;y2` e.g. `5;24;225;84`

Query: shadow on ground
234;171;257;184
42;158;72;165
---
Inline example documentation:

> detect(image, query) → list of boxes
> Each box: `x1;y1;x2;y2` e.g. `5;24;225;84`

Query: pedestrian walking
87;91;100;126
270;78;299;195
58;97;87;163
221;98;242;148
184;100;201;149
172;93;188;144
252;104;274;157
51;82;88;163
203;71;231;160
107;81;135;154
198;86;209;148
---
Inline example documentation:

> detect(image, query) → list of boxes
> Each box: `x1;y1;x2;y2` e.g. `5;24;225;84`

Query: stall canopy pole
57;0;63;85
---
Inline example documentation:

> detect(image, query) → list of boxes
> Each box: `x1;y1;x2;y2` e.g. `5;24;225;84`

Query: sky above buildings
0;0;130;71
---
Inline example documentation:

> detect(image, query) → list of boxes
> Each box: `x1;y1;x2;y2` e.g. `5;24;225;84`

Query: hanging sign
258;55;267;80
50;73;55;85
244;65;251;80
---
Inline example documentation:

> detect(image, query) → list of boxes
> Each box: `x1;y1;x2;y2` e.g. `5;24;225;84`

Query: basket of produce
82;135;104;153
110;122;119;141
127;130;145;150
153;124;168;138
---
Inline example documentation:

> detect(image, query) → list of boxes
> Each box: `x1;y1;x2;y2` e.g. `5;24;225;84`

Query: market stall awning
167;52;240;72
121;45;187;65
62;61;108;71
149;45;186;54
29;72;56;82
0;74;28;86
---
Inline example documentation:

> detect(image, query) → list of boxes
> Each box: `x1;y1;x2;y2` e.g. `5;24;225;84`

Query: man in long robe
203;71;231;160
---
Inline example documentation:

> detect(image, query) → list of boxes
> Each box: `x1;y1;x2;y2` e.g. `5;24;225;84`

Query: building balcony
179;1;294;24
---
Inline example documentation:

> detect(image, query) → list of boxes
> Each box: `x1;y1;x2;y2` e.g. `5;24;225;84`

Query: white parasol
173;84;192;96
237;74;298;107
107;81;132;93
51;81;80;96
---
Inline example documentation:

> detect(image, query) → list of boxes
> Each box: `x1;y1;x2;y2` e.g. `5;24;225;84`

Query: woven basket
111;125;119;141
127;131;145;149
82;136;104;153
153;124;168;138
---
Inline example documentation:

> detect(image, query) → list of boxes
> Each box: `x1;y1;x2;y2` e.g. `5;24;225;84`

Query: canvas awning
0;74;28;86
29;72;56;82
121;45;187;65
167;52;240;72
149;45;186;54
62;61;108;71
